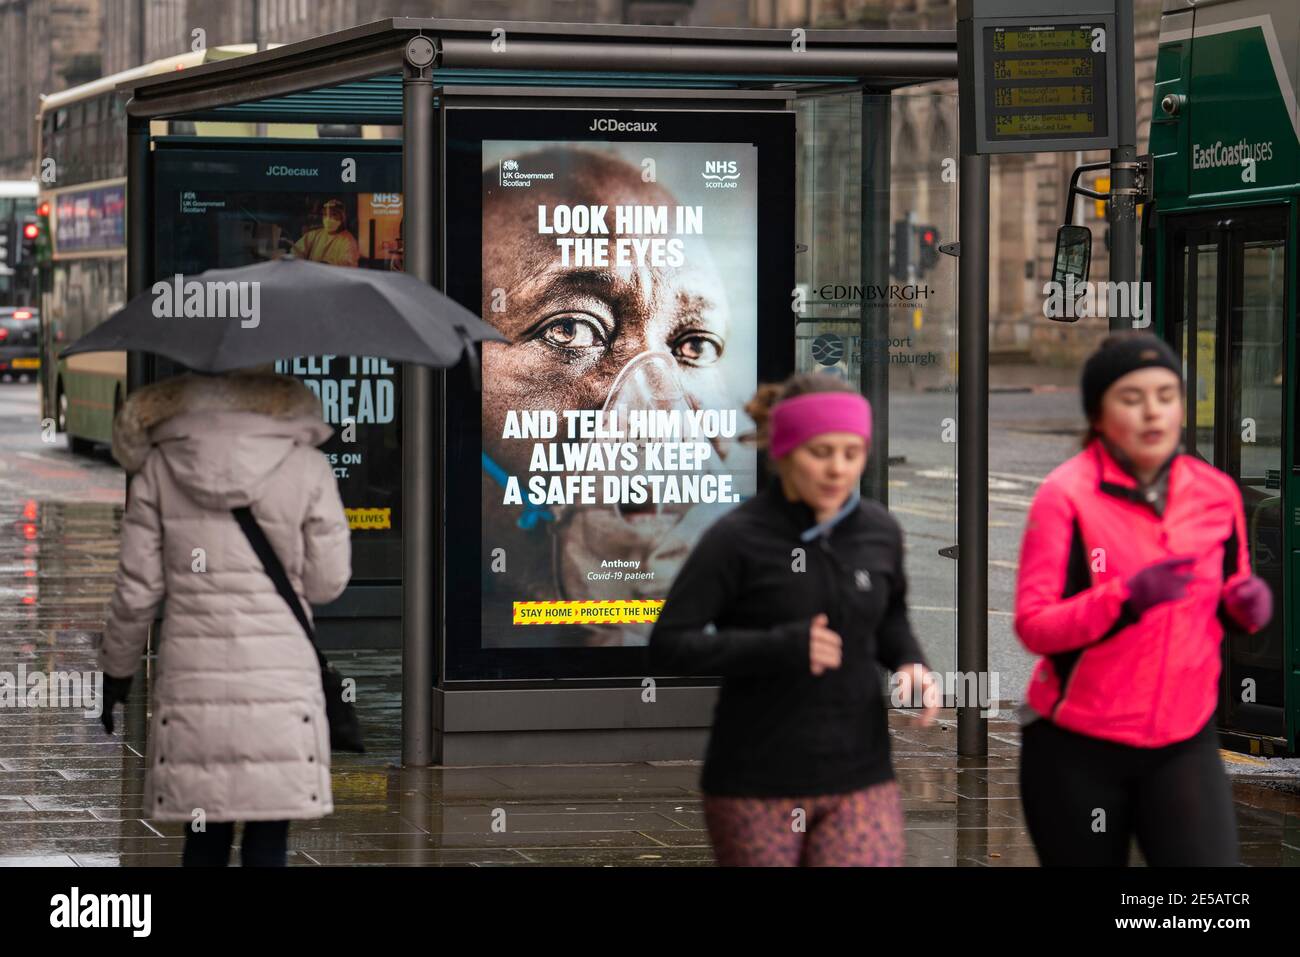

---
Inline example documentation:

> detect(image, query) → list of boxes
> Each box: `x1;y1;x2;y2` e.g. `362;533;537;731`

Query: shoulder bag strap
231;505;328;669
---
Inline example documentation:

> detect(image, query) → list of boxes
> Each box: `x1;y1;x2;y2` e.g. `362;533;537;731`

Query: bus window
1169;229;1221;462
1191;243;1219;458
1164;210;1287;741
1235;239;1285;481
1226;225;1287;738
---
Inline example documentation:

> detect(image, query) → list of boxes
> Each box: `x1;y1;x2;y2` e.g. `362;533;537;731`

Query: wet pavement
2;383;1299;866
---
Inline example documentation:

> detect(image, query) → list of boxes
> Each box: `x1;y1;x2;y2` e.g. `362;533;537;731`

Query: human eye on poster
479;139;759;648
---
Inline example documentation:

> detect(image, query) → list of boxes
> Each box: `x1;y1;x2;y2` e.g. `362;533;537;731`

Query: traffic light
918;225;940;273
892;219;914;280
19;217;39;264
1094;176;1110;219
34;202;51;268
0;221;11;267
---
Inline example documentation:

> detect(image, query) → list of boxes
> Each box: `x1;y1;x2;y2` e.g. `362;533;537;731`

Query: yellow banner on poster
346;507;392;530
513;600;664;626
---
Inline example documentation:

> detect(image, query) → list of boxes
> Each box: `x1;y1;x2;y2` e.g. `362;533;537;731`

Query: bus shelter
116;18;961;766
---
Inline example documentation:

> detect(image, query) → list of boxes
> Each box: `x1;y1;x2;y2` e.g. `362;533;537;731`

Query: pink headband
768;391;872;459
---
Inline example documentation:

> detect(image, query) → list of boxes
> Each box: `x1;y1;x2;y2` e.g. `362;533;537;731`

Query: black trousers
182;820;291;867
1020;717;1239;866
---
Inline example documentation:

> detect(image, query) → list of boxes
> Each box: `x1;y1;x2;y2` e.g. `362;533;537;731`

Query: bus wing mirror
1049;225;1092;323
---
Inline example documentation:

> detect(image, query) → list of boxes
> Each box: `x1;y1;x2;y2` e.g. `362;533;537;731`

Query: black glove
101;674;133;735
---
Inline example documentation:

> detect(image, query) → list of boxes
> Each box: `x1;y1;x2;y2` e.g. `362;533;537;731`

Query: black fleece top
649;480;926;797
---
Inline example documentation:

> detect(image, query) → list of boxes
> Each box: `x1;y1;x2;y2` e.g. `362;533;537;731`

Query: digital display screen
477;137;759;650
992;28;1091;52
994;112;1096;135
994;85;1093;108
153;145;404;581
992;57;1093;80
983;23;1110;146
443;106;795;680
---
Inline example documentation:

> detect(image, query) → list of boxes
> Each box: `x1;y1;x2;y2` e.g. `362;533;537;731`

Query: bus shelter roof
114;17;957;123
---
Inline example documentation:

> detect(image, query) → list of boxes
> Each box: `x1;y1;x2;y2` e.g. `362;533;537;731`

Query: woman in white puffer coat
98;370;351;867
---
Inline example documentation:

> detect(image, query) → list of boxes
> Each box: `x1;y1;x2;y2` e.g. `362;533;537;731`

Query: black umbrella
59;257;506;377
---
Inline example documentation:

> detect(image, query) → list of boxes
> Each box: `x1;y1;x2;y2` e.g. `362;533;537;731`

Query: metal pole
126;115;151;394
1109;0;1138;331
401;40;436;767
957;149;989;758
860;91;891;506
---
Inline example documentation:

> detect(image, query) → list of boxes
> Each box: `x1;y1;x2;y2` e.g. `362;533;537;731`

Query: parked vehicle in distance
0;306;39;381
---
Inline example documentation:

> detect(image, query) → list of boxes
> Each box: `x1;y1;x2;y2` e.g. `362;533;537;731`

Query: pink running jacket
1014;439;1258;748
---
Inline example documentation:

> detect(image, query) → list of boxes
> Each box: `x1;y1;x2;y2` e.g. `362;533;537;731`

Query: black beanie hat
1081;333;1182;421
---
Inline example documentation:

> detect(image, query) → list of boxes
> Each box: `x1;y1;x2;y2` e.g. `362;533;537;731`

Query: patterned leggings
703;780;904;867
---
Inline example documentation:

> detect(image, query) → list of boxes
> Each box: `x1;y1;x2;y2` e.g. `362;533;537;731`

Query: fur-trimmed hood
113;372;332;508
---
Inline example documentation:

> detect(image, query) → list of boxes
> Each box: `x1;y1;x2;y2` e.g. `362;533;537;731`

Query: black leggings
1020;717;1239;866
182;820;291;867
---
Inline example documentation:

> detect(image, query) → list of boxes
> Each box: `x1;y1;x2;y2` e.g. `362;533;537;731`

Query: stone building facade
0;0;102;181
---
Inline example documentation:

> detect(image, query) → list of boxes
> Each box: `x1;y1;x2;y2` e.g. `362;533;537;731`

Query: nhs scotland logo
703;160;740;189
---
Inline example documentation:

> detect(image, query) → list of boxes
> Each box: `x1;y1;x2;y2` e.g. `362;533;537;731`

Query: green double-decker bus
1144;0;1298;755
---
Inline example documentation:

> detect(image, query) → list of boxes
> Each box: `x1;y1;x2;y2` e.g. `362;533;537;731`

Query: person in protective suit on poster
479;147;751;647
292;198;360;268
1014;332;1273;866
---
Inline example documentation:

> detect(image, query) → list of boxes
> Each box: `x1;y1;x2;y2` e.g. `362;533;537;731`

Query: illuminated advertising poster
153;145;403;580
52;184;126;254
445;107;794;678
482;138;758;648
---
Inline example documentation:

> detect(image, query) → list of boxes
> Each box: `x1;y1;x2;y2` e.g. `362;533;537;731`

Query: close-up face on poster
478;138;760;649
153;147;404;580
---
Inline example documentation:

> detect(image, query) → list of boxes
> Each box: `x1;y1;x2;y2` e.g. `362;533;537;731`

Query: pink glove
1125;556;1196;615
1223;576;1272;633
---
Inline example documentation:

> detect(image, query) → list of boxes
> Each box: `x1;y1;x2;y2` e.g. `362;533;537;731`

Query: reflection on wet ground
1;497;1298;866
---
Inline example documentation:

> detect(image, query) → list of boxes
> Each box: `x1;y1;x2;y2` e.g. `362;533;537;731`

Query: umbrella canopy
59;257;506;373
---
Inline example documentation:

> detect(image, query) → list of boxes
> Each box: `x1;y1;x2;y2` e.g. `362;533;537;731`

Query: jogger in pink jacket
1014;333;1271;866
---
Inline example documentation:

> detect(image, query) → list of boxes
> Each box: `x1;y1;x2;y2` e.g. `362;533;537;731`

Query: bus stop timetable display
960;13;1118;155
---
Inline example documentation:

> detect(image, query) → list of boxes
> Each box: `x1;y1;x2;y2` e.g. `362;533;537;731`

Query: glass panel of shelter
793;90;959;681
